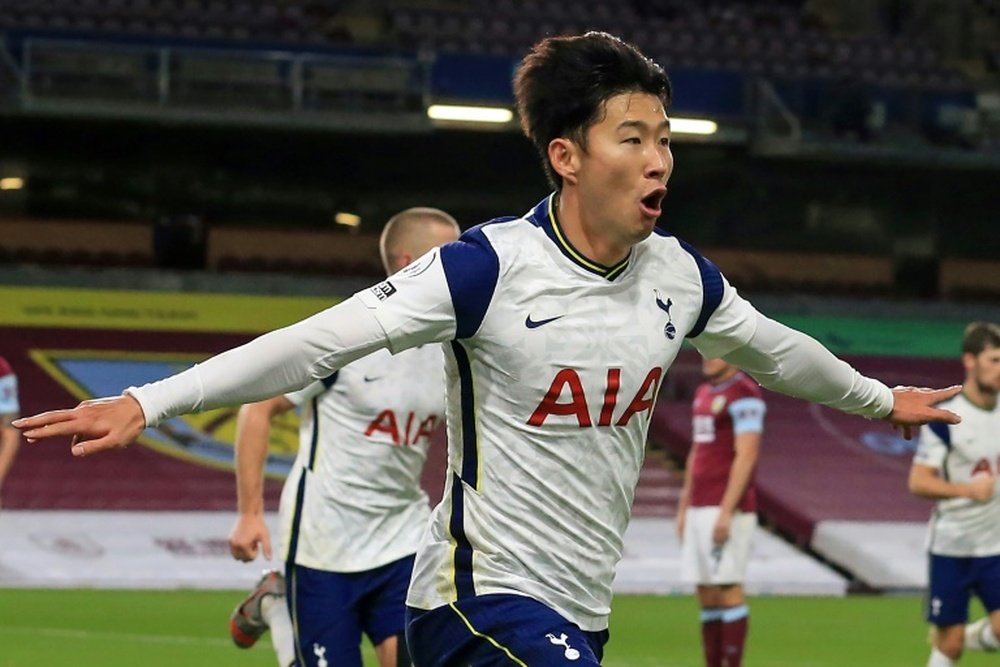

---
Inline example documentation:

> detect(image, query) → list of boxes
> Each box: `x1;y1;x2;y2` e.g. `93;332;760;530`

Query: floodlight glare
669;118;718;135
427;105;513;124
335;212;361;227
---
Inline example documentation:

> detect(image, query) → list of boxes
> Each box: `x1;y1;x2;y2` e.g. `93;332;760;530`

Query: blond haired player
226;208;458;667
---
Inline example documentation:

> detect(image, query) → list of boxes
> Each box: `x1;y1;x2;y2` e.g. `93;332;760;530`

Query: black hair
962;321;1000;356
513;31;672;190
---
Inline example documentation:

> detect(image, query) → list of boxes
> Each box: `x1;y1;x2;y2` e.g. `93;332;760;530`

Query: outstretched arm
15;296;392;456
713;312;960;435
228;396;294;562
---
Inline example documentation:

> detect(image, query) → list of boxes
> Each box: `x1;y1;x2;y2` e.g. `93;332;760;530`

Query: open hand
885;385;962;440
712;512;731;547
13;395;146;457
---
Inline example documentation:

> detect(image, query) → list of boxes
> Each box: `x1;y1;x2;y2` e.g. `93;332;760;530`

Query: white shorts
680;506;757;585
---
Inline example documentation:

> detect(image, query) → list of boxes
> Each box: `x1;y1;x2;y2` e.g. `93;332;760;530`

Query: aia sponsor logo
365;411;440;446
528;367;663;427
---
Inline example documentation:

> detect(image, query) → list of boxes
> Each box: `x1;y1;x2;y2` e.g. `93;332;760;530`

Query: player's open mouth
639;187;667;218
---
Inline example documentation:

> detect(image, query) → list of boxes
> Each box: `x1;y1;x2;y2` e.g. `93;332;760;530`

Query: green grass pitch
0;589;993;666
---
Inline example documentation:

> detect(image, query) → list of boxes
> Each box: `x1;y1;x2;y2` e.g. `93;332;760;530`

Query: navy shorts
406;594;609;666
287;555;414;667
927;553;1000;627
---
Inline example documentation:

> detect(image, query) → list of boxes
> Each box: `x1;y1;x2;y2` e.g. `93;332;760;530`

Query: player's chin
632;216;658;240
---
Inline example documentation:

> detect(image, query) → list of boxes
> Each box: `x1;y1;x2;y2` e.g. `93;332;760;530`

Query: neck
556;190;630;267
708;367;739;386
964;380;998;410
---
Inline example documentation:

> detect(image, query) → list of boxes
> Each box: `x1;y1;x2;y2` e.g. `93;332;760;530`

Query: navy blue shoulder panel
678;239;725;339
440;220;505;339
320;372;339;390
927;421;952;448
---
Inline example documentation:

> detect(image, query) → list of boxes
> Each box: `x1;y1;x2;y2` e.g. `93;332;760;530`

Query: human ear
547;138;579;185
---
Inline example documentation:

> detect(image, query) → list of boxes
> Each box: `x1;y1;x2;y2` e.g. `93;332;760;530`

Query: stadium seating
387;0;968;92
4;219;1000;299
0;218;154;267
0;0;972;93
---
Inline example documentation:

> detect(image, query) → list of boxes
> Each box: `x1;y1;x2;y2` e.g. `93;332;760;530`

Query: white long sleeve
710;310;894;419
125;296;390;426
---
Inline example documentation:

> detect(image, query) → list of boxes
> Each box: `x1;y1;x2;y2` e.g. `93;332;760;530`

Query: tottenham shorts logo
370;281;397;301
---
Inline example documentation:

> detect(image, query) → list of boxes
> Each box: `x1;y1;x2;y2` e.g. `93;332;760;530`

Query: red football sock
700;609;724;667
720;608;749;667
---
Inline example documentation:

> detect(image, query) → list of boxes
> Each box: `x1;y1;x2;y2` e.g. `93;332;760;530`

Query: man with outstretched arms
910;322;1000;667
678;357;766;667
18;32;962;666
225;208;458;667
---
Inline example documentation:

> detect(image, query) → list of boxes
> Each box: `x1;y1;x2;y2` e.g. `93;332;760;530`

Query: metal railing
13;38;432;131
748;77;802;155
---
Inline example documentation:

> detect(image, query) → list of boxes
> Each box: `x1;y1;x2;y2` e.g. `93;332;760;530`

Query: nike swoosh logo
363;376;382;382
525;314;564;329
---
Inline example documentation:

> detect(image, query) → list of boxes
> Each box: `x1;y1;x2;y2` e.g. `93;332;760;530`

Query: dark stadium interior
1;0;998;297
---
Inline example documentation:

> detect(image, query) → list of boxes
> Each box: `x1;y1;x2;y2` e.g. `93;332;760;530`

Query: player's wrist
958;483;980;499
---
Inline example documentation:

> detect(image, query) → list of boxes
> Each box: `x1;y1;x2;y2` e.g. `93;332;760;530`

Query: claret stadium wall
0;281;990;596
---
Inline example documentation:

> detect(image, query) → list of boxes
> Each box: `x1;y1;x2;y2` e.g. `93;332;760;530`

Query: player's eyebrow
617;119;672;133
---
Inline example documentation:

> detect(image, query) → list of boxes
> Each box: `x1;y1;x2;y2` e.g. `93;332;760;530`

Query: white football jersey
355;194;758;631
278;345;446;572
915;393;1000;557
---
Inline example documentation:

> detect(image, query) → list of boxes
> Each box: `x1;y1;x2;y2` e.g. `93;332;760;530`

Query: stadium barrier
701;246;894;295
939;257;1000;300
0;218;152;267
207;226;381;275
0;511;847;595
2;220;999;297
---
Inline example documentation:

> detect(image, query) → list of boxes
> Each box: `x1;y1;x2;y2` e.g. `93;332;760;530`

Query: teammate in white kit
225;208;459;667
17;32;963;666
678;357;766;667
910;322;1000;667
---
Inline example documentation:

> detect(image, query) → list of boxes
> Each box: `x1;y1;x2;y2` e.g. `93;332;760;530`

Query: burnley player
910;322;1000;667
18;32;962;666
226;208;458;667
678;357;765;667
0;355;20;507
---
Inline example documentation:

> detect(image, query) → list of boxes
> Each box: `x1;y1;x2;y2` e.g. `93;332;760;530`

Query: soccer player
225;207;458;667
0;356;21;507
17;32;962;666
677;356;765;667
910;321;1000;667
